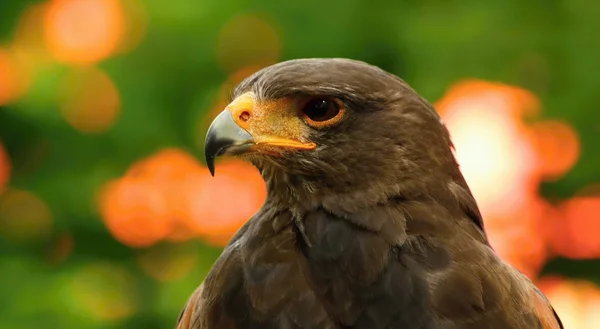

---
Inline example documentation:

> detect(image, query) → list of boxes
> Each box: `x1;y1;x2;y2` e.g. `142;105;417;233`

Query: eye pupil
314;100;327;110
302;98;341;123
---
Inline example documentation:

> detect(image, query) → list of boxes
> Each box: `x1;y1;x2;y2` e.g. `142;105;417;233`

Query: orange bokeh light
58;66;121;133
125;148;208;242
98;148;265;247
435;79;589;278
548;196;600;259
530;120;580;181
44;0;125;64
436;80;540;119
0;143;10;192
98;177;172;248
216;13;280;73
538;277;600;329
485;197;554;278
438;80;537;219
187;158;266;242
125;148;204;185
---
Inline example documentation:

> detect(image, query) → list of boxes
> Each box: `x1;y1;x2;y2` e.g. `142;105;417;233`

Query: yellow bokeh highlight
0;48;30;106
216;13;281;73
137;242;198;282
10;3;53;74
65;262;138;321
58;66;121;133
0;189;52;243
117;0;148;54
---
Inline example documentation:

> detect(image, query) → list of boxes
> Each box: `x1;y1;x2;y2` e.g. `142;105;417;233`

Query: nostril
239;111;251;122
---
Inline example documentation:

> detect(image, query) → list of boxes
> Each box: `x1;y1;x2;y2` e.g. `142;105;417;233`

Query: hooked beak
204;110;254;176
204;92;317;176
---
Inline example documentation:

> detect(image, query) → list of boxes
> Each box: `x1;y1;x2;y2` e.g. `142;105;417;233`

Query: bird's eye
300;97;344;127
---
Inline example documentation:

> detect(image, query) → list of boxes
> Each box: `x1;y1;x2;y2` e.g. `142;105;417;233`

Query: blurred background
0;0;599;328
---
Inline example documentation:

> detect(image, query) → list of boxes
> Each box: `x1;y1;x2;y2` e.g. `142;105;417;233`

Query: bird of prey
176;58;563;329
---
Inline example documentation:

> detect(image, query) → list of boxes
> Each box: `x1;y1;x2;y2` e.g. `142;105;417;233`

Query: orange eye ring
299;97;345;128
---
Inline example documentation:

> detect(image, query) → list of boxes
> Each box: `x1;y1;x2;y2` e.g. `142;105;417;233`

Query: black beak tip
203;110;254;177
207;156;216;176
205;141;218;176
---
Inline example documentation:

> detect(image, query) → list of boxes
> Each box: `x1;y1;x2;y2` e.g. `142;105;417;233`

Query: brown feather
176;282;204;329
530;287;563;329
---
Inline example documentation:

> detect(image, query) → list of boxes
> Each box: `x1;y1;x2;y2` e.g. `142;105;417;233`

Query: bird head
205;58;467;211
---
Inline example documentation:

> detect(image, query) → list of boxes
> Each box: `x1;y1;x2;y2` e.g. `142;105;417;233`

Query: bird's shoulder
311;198;563;329
175;235;244;329
414;217;563;329
176;209;336;329
383;187;563;329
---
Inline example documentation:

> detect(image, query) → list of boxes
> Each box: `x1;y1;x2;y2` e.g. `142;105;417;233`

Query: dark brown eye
301;97;344;127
